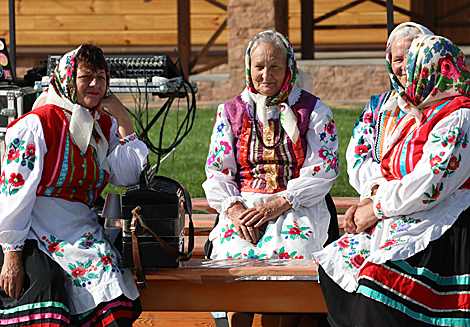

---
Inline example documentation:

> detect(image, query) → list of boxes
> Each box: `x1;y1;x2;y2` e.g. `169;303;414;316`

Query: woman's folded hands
226;198;292;244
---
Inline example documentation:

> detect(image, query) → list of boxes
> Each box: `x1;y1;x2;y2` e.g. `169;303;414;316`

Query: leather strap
131;207;148;290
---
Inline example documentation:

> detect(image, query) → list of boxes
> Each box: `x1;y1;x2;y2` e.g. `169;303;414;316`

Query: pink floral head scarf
245;30;298;106
397;34;470;118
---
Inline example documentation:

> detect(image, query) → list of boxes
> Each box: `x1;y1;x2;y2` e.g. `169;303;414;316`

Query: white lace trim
221;195;245;213
277;190;300;211
287;87;302;107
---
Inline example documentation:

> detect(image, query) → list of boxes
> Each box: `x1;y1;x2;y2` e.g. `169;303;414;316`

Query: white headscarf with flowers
45;45;110;172
398;34;470;120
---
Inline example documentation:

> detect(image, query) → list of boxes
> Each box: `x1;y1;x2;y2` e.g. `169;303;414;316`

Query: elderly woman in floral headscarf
315;35;470;327
203;30;339;326
346;22;434;201
0;44;148;326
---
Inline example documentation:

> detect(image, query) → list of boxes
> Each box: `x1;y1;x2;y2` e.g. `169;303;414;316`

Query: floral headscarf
385;22;434;93
245;30;298;106
397;34;470;119
46;45;110;172
49;45;110;105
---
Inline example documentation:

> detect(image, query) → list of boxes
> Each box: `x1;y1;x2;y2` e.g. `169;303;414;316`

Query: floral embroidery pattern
320;115;337;143
1;172;26;196
431;127;468;150
423;182;443;204
311;165;321;176
41;235;68;257
6;139;25;164
273;246;303;259
119;133;137;146
206;141;232;171
333;235;369;269
66;260;99;288
220;224;238;244
243;248;267;259
216;121;226;137
389;216;422;235
78;232;104;249
2;244;24;252
280;221;312;240
21;144;37;170
227;251;241;259
318;146;339;174
352;136;372;168
430;152;461;177
96;250;124;274
378;238;405;250
375;198;387;219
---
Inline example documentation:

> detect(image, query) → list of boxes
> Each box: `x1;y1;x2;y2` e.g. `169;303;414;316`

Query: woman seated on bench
316;34;470;326
0;44;148;326
203;30;340;327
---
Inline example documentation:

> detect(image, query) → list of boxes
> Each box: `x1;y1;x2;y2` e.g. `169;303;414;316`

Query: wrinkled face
250;42;287;97
391;36;413;87
75;64;107;109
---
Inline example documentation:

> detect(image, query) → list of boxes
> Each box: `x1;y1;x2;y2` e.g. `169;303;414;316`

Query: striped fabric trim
358;286;470;326
73;299;134;327
357;262;470;326
0;301;70;326
45;134;71;196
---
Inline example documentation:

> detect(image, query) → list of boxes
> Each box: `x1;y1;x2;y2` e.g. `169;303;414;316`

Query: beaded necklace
253;103;284;149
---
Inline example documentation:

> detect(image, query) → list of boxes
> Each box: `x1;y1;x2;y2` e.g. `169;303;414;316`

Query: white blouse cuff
277;191;300;211
221;196;245;213
119;132;139;146
2;243;25;253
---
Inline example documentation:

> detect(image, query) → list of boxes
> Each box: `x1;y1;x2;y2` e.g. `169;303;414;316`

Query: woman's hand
353;199;379;233
239;197;292;229
97;95;135;138
0;251;24;298
226;202;259;243
343;205;358;234
344;199;379;234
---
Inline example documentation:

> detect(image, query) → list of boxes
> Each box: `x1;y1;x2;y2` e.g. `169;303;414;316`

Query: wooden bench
135;197;359;316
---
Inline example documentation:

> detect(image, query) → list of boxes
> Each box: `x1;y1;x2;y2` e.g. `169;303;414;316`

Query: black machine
120;165;194;290
46;53;180;80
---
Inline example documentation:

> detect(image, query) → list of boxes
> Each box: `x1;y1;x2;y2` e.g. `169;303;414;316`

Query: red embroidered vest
8;104;112;207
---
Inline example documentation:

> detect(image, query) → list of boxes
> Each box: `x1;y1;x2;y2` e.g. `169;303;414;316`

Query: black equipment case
120;166;194;289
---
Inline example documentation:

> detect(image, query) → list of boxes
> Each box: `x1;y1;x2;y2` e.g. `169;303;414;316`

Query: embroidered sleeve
0;115;46;252
106;117;149;187
345;101;382;199
284;99;339;208
202;104;241;214
374;109;470;219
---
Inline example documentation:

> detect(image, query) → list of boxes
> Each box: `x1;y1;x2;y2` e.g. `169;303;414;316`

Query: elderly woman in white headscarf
346;22;434;202
203;30;339;326
316;33;470;326
0;43;148;326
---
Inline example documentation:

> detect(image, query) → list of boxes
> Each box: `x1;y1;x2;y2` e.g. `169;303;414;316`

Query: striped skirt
0;240;141;327
319;206;470;327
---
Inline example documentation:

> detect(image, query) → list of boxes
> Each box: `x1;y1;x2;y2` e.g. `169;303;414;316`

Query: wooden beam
368;0;422;21
437;2;470;23
189;18;227;71
314;0;366;24
386;0;394;37
177;0;190;78
301;0;314;59
203;0;227;11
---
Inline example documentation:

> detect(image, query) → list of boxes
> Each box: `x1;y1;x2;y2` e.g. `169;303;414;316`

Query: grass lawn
104;106;364;199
